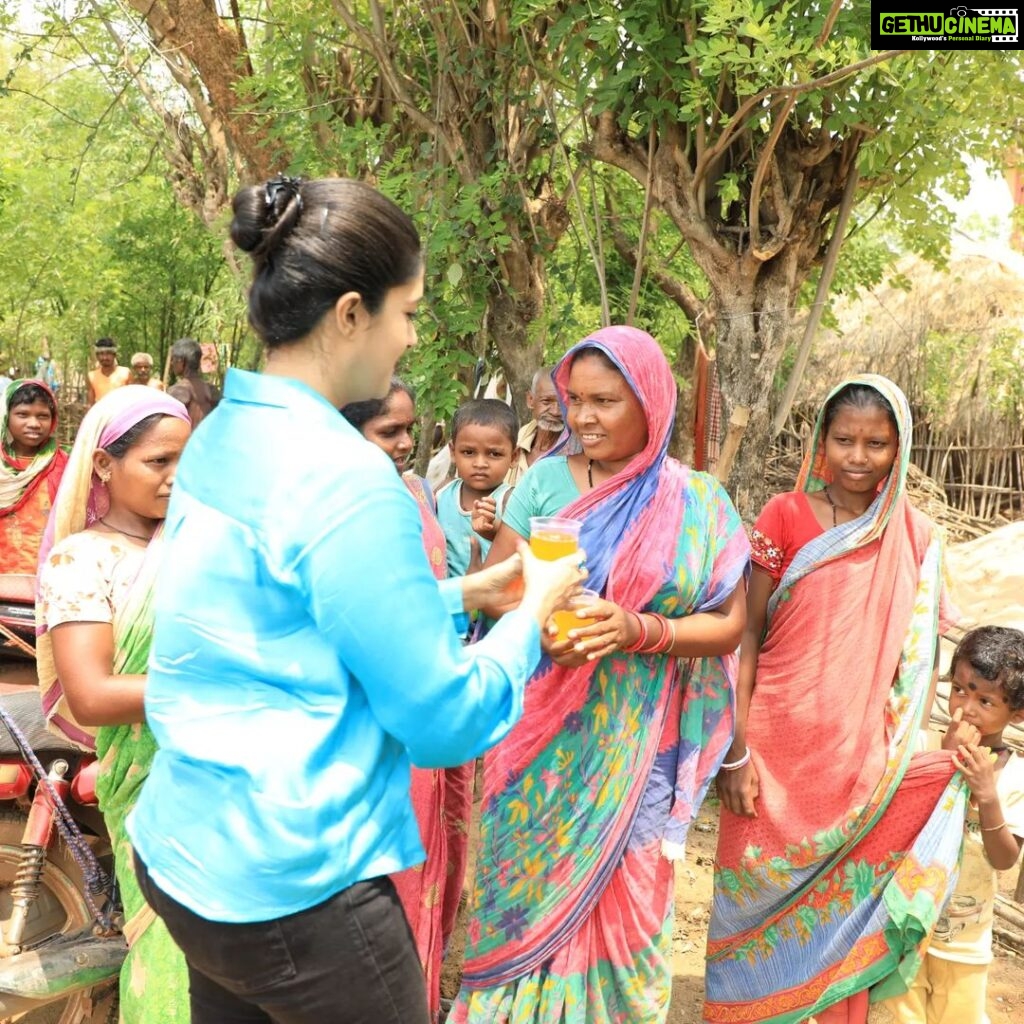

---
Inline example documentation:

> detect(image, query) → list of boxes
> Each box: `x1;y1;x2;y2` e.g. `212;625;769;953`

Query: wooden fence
911;425;1024;522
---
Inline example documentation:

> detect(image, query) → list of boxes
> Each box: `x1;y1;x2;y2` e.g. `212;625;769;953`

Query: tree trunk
127;0;282;184
488;294;545;427
670;335;700;465
707;256;801;520
486;244;547;427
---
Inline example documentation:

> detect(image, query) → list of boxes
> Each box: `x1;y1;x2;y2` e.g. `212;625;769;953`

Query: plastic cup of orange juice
551;588;601;643
529;516;582;560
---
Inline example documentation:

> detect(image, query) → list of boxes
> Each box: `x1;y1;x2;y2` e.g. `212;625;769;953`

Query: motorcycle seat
0;574;35;603
0;691;83;756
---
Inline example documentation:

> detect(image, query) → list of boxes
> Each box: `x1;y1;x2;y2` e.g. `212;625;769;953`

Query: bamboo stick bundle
994;919;1024;956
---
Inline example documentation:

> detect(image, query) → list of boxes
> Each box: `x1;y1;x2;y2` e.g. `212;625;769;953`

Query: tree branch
816;0;845;46
627;122;658;324
772;135;862;434
747;0;845;234
608;213;702;324
332;1;467;176
521;27;610;323
124;0;280;182
684;19;705;173
693;49;908;193
592;110;734;272
88;7;230;219
228;0;253;77
748;96;796;254
1;89;96;128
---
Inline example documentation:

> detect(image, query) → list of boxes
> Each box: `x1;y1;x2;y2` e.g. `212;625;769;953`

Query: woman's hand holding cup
543;597;631;665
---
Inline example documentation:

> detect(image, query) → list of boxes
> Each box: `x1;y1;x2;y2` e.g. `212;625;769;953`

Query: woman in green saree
36;384;191;1023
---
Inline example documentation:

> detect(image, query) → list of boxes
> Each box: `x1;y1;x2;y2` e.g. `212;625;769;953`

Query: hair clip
264;175;304;219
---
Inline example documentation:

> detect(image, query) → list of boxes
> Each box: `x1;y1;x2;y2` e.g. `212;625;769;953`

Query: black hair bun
229;184;269;254
230;176;304;258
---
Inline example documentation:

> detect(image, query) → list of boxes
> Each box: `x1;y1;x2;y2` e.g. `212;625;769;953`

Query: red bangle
622;612;649;653
640;613;665;653
645;613;675;654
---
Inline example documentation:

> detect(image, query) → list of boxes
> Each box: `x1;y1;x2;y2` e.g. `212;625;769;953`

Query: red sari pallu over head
0;378;68;577
704;374;966;1024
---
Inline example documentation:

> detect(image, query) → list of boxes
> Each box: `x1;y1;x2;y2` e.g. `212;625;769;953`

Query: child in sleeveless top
436;398;517;577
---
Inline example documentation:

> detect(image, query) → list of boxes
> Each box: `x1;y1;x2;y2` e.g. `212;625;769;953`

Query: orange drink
551;589;600;643
531;532;579;560
529;516;581;561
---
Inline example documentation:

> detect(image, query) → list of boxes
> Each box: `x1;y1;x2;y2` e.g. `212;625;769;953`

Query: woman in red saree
706;375;967;1024
0;379;67;574
342;379;471;1021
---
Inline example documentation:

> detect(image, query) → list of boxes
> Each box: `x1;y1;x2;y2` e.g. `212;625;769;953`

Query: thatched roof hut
777;248;1024;525
801;247;1024;428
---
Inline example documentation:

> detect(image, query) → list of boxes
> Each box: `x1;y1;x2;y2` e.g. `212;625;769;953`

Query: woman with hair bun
127;176;585;1024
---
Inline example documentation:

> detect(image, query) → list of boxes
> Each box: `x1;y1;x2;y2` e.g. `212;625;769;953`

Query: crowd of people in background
0;174;1020;1024
0;335;220;418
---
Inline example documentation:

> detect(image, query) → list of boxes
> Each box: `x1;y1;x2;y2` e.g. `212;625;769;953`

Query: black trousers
134;855;429;1024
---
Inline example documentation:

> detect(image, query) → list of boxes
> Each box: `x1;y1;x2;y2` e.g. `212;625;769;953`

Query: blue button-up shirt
128;370;538;922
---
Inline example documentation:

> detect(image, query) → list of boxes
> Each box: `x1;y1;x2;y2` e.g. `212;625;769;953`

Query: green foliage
222;2;539;415
919;327;1024;423
959;212;1005;243
0;31;245;386
4;0;1022;452
554;1;1020;288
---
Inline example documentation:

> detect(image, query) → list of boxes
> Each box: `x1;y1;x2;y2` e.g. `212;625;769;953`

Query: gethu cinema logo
879;6;1018;37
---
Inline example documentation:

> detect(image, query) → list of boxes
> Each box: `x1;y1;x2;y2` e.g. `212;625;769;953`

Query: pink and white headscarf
36;385;189;749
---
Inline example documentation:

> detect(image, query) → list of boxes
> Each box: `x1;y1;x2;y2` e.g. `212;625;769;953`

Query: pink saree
391;474;473;1021
453;327;750;1023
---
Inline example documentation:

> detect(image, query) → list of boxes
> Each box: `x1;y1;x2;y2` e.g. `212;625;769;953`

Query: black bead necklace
823;485;839;527
100;518;153;542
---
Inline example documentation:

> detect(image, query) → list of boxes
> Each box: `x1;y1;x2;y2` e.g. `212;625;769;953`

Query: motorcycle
0;576;36;660
0;690;124;1022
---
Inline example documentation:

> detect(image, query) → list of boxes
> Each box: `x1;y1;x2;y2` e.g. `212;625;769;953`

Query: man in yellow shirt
86;338;131;405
